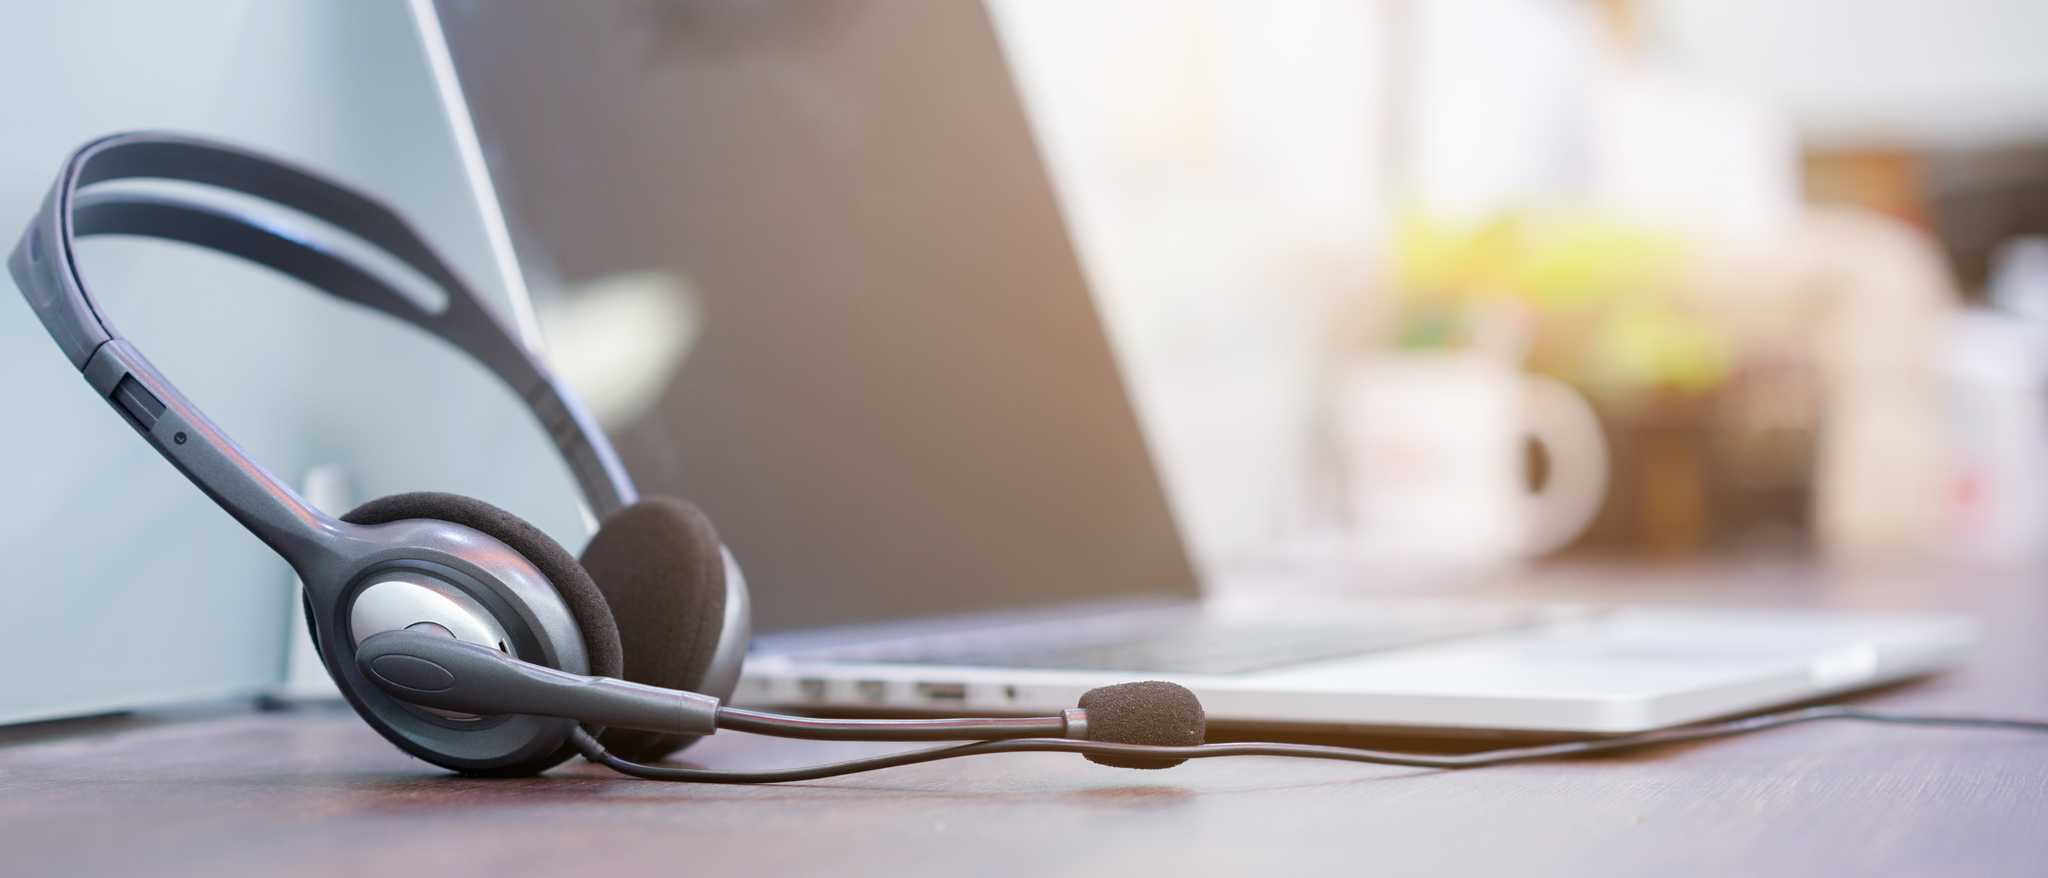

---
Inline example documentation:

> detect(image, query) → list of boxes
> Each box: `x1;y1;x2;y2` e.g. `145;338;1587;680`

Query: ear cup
578;496;729;761
341;492;624;682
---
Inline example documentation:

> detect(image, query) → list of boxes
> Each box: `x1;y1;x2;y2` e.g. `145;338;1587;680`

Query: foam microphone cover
1077;681;1206;769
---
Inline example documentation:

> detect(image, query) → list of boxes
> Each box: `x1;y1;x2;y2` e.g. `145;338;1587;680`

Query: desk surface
3;563;2045;877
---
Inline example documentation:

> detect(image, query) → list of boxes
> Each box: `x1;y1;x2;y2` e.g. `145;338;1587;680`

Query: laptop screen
433;0;1200;633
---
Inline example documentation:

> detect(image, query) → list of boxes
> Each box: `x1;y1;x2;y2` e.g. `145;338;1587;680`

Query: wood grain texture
2;562;2044;877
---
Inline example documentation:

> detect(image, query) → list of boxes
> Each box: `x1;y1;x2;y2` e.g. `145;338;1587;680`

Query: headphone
12;131;748;773
14;132;2046;784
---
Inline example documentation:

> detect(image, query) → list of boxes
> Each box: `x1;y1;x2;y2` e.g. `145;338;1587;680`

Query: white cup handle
1520;375;1609;556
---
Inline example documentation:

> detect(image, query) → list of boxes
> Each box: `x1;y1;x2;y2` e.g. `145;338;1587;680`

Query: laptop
429;0;1975;736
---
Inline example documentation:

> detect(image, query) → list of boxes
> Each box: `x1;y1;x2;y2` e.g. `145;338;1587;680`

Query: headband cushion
578;496;729;761
341;492;623;682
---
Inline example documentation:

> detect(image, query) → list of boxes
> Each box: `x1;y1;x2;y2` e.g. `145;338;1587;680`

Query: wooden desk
3;563;2044;876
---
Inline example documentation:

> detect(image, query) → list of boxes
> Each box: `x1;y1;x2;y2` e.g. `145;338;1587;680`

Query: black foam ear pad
341;492;624;682
578;496;729;762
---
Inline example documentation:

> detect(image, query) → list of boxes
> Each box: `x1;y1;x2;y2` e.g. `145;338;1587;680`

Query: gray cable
571;706;2048;785
714;706;1067;741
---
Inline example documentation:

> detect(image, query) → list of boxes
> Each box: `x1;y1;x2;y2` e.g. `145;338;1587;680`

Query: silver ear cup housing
348;574;514;656
305;518;593;775
347;574;513;722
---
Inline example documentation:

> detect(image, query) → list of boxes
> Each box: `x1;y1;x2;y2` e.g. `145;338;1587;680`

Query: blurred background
4;0;2048;721
475;0;2048;576
982;0;2048;574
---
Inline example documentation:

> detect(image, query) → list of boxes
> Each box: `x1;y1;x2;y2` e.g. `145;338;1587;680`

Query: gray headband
8;131;634;568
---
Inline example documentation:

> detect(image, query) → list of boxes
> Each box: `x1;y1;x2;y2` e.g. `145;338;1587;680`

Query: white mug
1336;354;1608;565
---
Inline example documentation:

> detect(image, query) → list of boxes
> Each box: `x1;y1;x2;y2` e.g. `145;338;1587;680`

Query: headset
12;132;2046;784
12;131;747;773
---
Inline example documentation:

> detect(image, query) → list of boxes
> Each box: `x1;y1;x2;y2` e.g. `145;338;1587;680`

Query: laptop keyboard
827;607;1549;676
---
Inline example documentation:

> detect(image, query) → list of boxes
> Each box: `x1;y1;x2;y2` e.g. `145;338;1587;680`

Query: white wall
1645;0;2048;148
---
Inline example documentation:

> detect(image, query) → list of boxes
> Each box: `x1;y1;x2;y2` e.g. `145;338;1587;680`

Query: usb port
914;682;967;702
855;679;888;702
797;677;829;700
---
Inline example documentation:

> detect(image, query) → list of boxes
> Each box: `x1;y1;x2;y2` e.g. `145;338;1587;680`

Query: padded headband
8;131;635;568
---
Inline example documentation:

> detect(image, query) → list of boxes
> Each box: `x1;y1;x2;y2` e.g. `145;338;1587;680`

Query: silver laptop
432;0;1974;737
